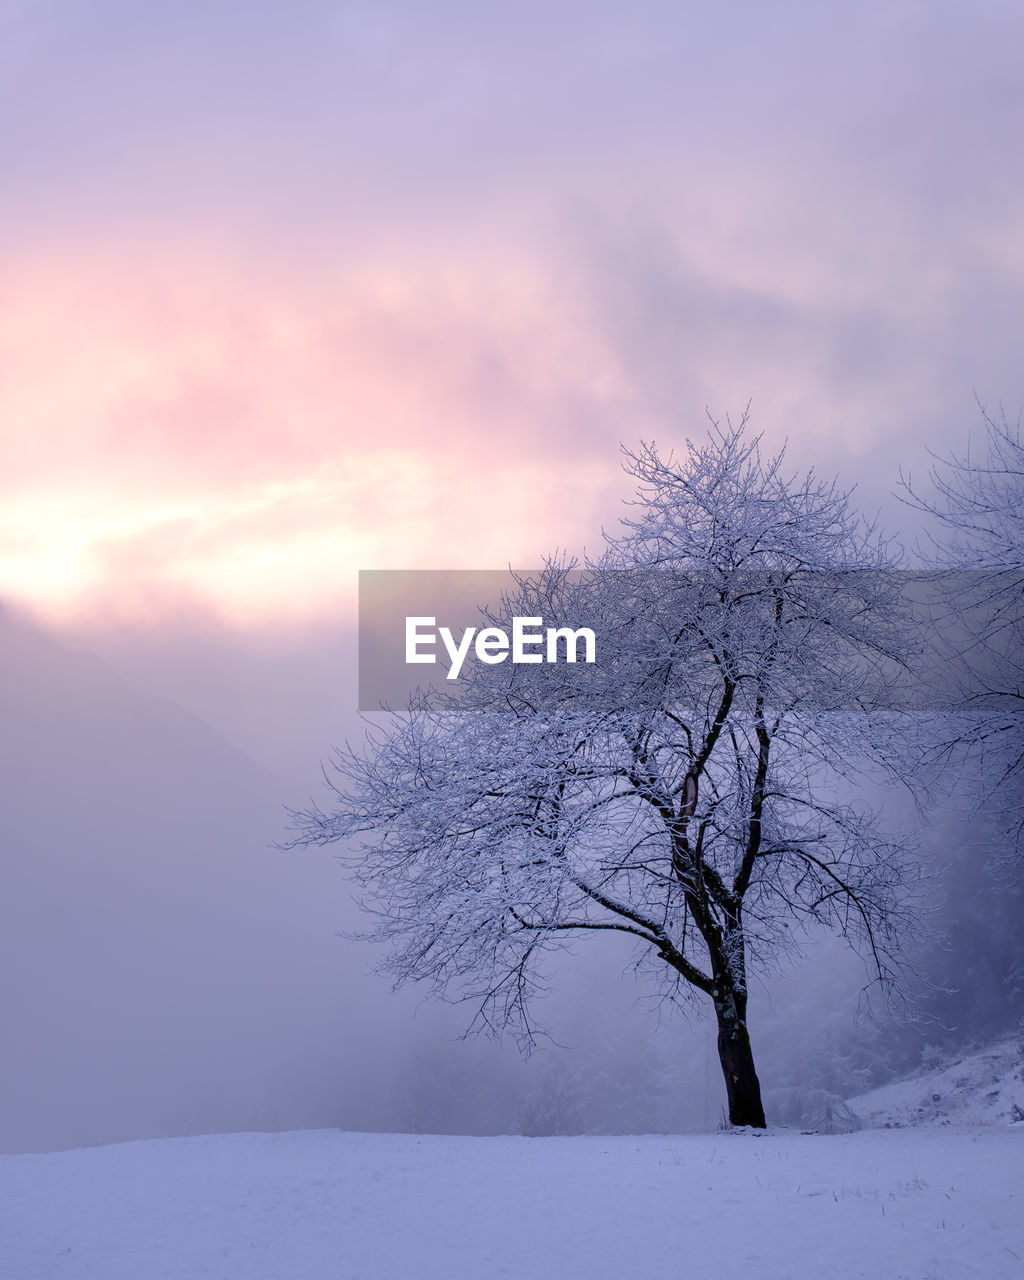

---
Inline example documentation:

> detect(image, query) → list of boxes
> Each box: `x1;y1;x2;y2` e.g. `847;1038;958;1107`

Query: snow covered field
3;1125;1021;1280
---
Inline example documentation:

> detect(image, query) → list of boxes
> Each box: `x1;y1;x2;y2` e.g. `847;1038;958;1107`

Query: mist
3;586;978;1155
3;0;1023;1158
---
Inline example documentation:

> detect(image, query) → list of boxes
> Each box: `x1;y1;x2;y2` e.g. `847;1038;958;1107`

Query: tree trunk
713;989;766;1128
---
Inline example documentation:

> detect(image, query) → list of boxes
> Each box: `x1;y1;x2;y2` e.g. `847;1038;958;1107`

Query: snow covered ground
3;1124;1022;1280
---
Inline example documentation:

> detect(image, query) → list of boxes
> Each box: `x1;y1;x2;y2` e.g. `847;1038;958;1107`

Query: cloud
4;1;1024;620
0;245;630;621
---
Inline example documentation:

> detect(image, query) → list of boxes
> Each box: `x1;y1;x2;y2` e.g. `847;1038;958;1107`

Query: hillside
850;1035;1024;1129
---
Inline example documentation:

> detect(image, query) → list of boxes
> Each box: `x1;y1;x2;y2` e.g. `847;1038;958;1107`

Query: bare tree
293;418;926;1128
900;406;1024;875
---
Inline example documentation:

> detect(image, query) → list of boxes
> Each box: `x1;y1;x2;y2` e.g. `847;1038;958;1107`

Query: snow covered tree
900;407;1024;876
292;418;926;1128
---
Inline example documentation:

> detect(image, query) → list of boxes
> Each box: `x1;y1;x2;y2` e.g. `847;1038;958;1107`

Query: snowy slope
850;1036;1024;1129
2;1126;1022;1280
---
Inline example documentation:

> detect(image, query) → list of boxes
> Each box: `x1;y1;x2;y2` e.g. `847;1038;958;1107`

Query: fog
3;0;1024;1154
2;594;972;1154
0;605;402;1151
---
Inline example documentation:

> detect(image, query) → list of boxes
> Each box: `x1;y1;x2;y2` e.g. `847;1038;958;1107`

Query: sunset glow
3;3;1023;627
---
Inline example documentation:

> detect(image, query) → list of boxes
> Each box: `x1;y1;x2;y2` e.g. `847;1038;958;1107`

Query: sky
2;1;1024;1151
3;0;1024;629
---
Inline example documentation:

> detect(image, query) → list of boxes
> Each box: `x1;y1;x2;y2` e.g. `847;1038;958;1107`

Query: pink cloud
0;244;631;623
